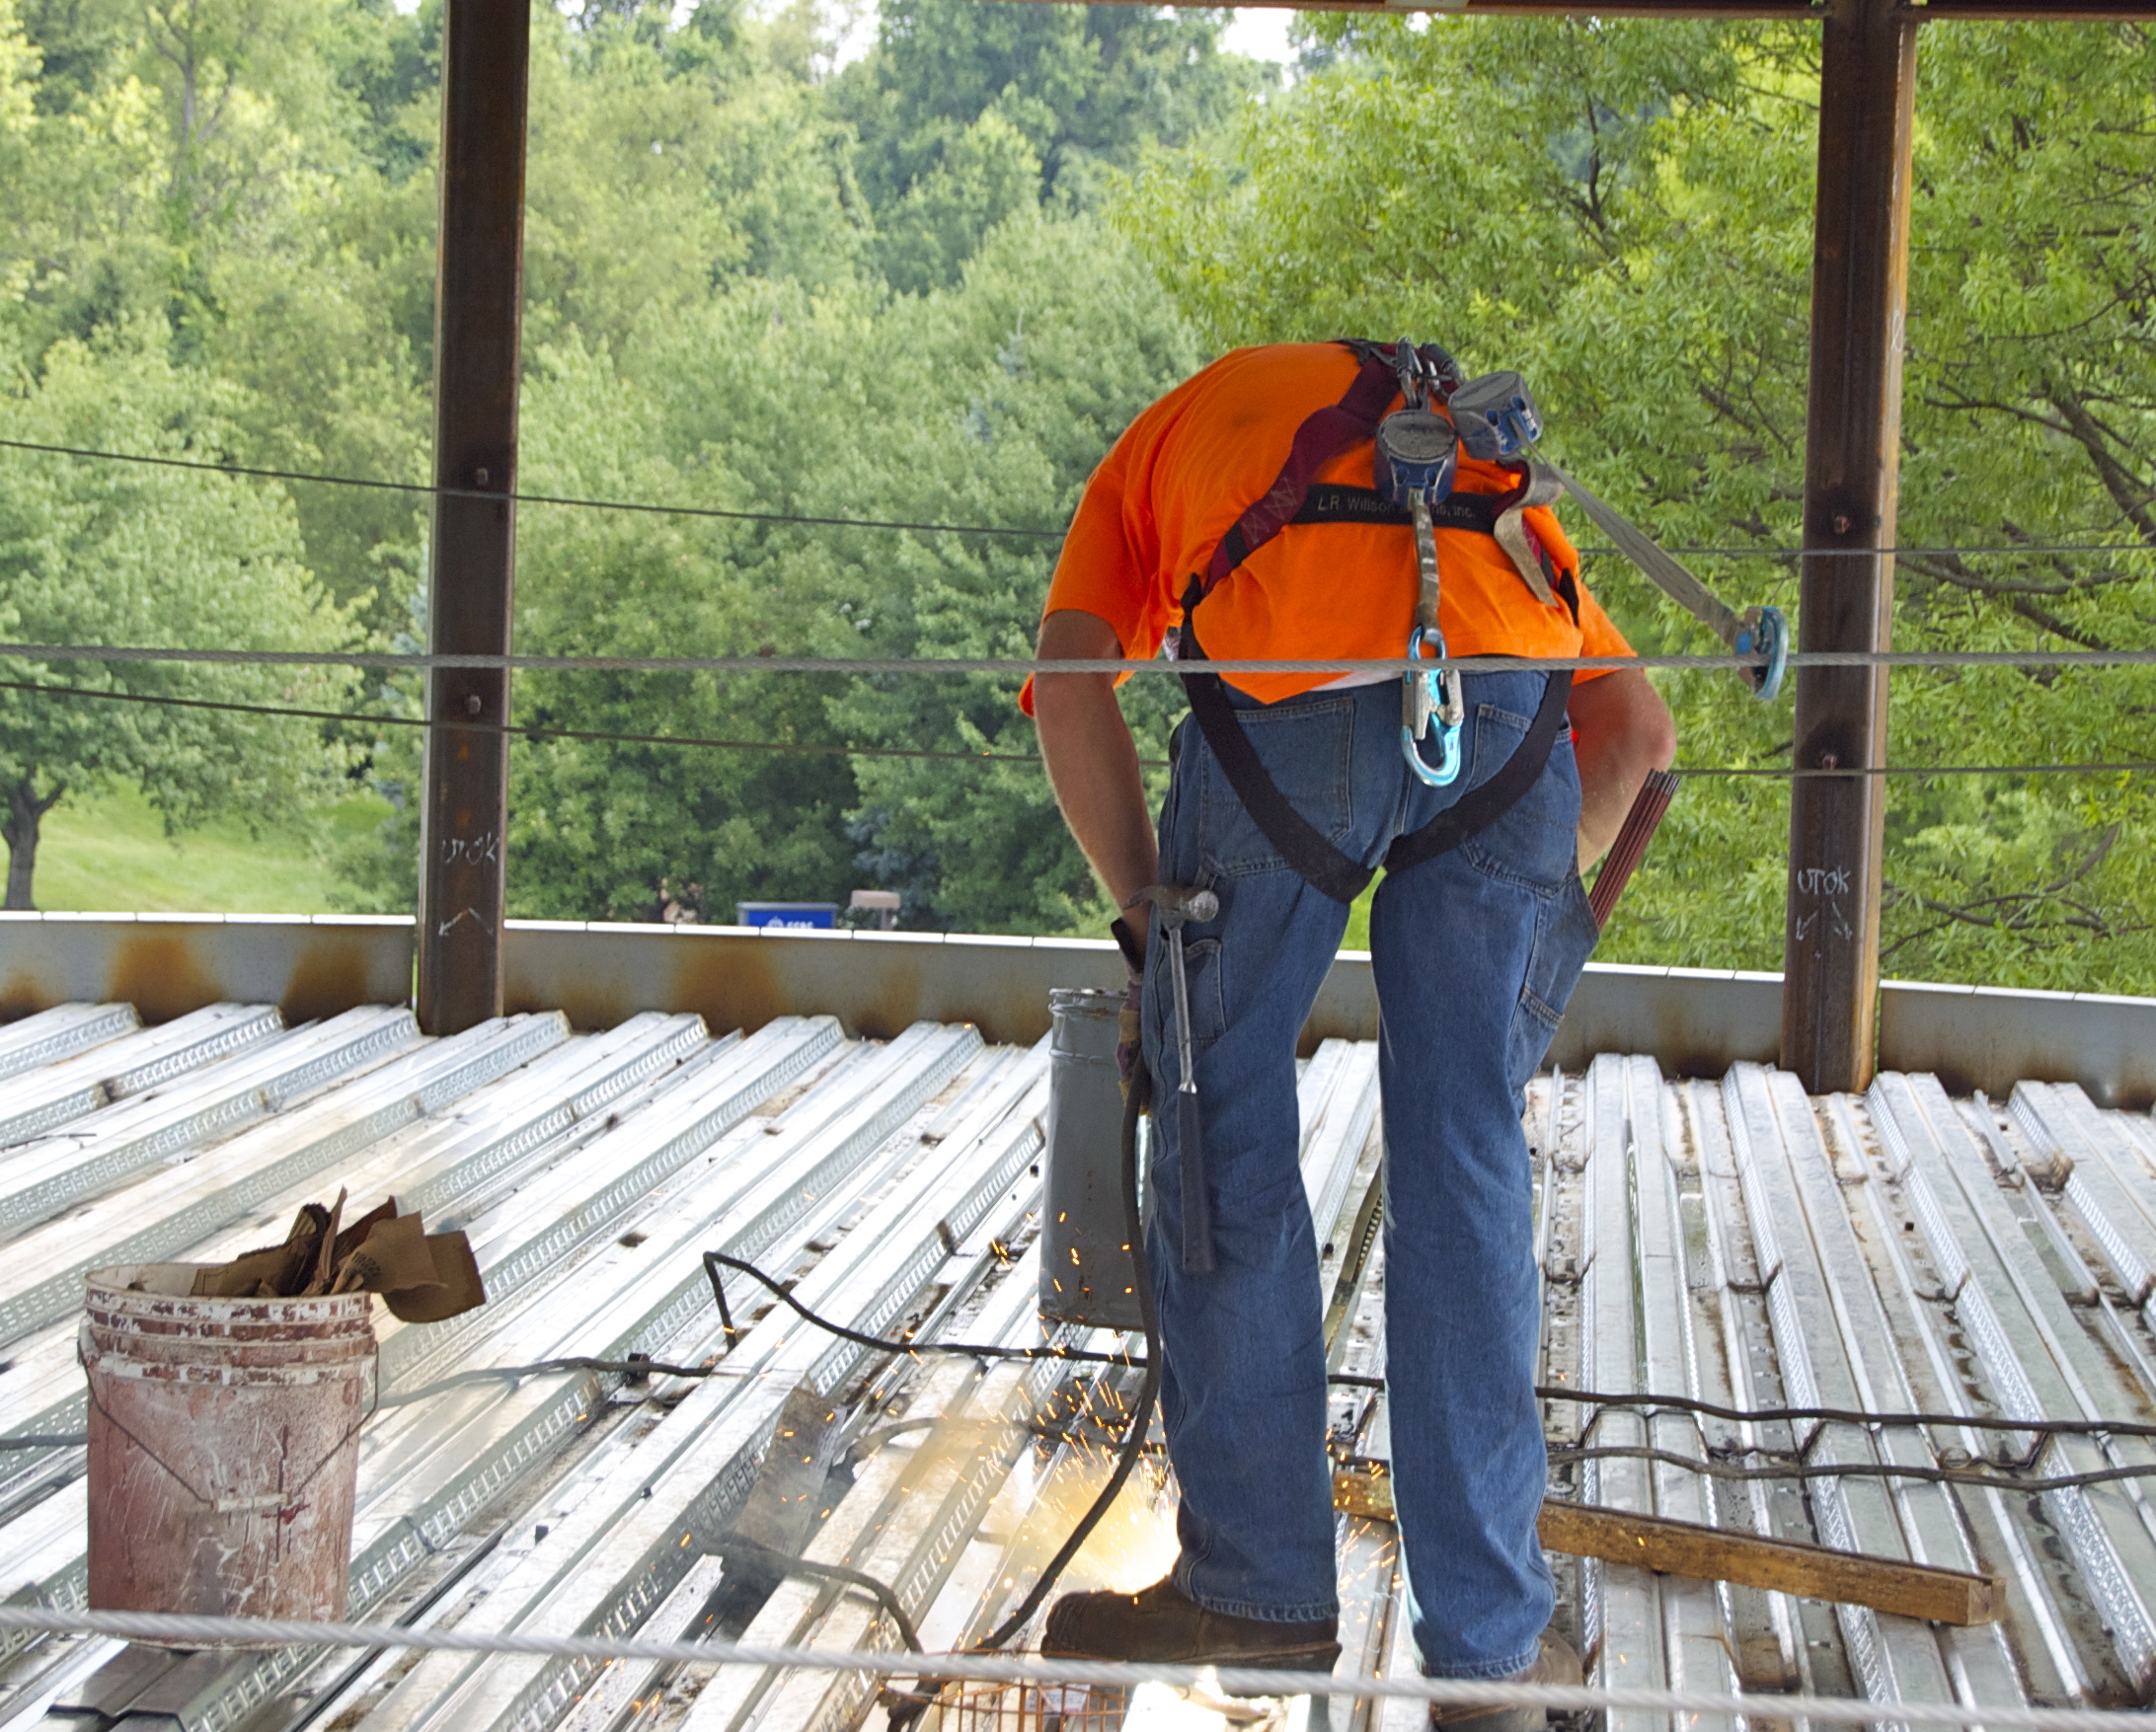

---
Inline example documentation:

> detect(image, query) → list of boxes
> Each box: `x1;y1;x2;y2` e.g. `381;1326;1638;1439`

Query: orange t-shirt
1022;341;1633;709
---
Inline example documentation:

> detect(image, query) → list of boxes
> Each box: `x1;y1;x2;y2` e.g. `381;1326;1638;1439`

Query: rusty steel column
1780;0;1917;1093
417;0;529;1034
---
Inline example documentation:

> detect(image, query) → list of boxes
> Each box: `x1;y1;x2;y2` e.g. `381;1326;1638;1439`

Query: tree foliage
1119;16;2156;991
2;0;2150;998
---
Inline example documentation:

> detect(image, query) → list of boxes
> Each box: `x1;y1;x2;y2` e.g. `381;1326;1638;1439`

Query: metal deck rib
1;1009;2153;1732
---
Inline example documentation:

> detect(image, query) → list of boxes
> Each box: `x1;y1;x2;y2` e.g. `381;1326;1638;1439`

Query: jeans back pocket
1194;695;1357;878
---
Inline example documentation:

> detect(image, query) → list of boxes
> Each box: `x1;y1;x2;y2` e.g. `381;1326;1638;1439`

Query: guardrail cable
5;433;2154;562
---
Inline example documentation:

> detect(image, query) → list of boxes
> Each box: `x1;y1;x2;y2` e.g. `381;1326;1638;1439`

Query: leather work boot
1040;1577;1342;1671
1427;1629;1583;1732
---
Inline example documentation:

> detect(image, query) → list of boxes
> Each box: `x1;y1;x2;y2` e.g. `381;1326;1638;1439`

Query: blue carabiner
1734;606;1790;703
1401;626;1464;789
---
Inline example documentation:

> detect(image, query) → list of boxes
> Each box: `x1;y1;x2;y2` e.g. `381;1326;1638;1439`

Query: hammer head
1131;883;1219;926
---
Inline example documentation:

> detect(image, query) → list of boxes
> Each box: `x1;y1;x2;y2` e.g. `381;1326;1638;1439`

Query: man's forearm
1033;610;1159;938
1569;668;1678;872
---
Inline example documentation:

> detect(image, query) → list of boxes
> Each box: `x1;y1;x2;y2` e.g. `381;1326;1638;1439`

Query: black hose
703;1252;1142;1369
715;1532;923;1651
973;1067;1164;1652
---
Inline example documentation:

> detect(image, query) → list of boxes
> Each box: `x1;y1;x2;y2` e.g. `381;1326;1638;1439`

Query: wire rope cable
5;640;2156;673
5;1605;2156;1729
5;432;2153;560
0;669;2149;780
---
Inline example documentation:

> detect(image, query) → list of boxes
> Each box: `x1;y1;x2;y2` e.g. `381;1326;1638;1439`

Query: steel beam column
417;0;530;1034
1780;0;1917;1093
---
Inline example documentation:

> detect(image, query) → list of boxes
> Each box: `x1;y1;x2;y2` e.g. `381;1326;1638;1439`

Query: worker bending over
1024;340;1675;1732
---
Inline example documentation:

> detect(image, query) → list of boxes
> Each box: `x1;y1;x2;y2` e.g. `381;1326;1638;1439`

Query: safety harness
1174;338;1787;907
1158;339;1784;1274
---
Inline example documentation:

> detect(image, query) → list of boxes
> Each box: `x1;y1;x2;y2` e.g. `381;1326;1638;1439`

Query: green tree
1118;15;2156;992
0;336;354;907
826;213;1199;932
833;0;1268;291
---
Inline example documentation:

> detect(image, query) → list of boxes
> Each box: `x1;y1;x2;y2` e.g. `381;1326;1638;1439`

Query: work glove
1110;916;1145;1092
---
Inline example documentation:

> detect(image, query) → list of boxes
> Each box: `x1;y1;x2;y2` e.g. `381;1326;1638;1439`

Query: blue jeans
1140;671;1597;1679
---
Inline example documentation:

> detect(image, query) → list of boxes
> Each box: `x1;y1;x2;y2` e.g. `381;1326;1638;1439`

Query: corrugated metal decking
0;1002;2151;1732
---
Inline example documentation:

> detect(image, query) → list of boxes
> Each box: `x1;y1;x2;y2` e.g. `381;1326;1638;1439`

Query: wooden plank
1332;1471;2003;1627
1780;0;1919;1095
417;0;530;1036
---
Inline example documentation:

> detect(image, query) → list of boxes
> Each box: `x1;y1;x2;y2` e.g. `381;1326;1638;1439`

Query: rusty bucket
81;1264;376;1643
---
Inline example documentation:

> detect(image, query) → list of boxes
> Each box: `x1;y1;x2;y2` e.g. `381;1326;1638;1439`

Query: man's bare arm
1032;609;1159;951
1569;667;1678;873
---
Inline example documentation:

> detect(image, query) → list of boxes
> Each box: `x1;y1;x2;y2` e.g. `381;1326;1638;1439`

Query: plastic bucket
82;1264;376;1643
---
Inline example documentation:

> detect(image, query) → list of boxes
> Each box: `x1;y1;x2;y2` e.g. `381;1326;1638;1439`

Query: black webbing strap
1290;485;1502;532
1175;341;1586;905
1183;655;1377;905
1182;617;1577;903
1380;668;1574;875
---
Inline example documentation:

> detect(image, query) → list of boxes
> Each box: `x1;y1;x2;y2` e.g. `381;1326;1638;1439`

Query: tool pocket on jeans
1507;874;1598;1093
1145;937;1226;1084
1196;696;1355;877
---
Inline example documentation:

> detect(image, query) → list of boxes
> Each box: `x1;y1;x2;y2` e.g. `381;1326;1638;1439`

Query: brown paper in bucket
191;1194;486;1321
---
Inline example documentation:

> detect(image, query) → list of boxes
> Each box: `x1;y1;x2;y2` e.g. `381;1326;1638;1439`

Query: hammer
1128;883;1219;1273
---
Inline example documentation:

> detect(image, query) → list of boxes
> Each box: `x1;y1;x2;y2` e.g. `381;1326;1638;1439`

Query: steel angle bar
1879;1075;2156;1694
571;1180;1054;1732
1844;1124;2081;1711
1321;1516;1401;1732
679;1345;1026;1732
0;1003;139;1086
1662;1080;1806;1696
1766;1074;1965;1711
1684;1078;1853;1699
0;1001;274;1150
383;1056;1032;1732
1319;1114;1386;1366
2009;1086;2156;1309
388;1012;716;1226
1814;1093;2028;1709
1371;1525;1430;1732
1576;1055;1667;1726
0;1014;568;1351
108;1035;966;1732
377;1017;851;1393
0;1005;420;1237
1297;1041;1352;1161
1620;1058;1741;1724
1302;1042;1380;1282
1722;1066;1903;1710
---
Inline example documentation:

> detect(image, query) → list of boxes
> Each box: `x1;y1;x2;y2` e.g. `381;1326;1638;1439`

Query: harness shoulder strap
1200;347;1400;596
1177;341;1582;906
1182;667;1377;905
1381;671;1574;876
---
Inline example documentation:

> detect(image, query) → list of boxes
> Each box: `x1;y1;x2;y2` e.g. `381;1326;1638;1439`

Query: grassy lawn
27;784;395;915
